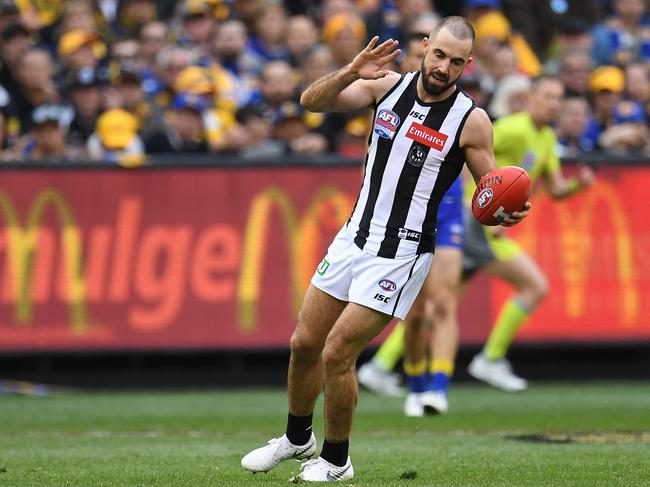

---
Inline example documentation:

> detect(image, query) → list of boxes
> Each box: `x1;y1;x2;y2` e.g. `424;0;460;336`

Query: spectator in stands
145;92;209;153
66;67;105;147
301;44;335;90
0;0;20;34
544;16;593;75
625;62;650;117
110;36;140;65
599;99;649;154
114;0;157;37
14;0;64;33
212;19;260;104
236;103;285;159
249;2;290;62
584;65;626;150
322;12;367;67
471;9;542;80
591;0;650;67
179;0;216;58
287;15;319;67
558;48;593;97
58;30;107;73
555;96;595;157
14;47;60;133
2;104;82;162
152;45;194;107
0;22;33;99
487;73;531;119
139;21;169;70
109;61;165;139
59;0;102;37
87;108;145;166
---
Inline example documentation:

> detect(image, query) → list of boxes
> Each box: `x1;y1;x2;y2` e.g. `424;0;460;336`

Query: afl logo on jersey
408;144;427;167
378;279;397;292
374;109;400;140
476;187;494;208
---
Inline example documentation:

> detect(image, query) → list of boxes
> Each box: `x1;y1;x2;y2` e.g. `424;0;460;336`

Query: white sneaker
291;456;354;482
241;433;317;473
421;391;449;415
357;362;405;397
468;353;528;392
403;393;424;417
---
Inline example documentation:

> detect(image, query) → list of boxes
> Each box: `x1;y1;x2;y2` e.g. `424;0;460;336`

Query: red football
471;166;531;226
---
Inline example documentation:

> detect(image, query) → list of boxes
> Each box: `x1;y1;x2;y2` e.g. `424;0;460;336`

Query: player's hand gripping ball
472;166;531;226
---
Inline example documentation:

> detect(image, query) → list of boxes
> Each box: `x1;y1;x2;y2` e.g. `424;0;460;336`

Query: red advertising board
0;165;648;352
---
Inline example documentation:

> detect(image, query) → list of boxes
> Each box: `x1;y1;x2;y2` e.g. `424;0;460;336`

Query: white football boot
241;433;317;473
420;391;449;415
403;393;425;417
357;362;405;397
468;353;528;392
291;456;354;482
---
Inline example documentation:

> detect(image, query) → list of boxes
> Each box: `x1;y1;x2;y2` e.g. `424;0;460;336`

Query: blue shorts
435;178;465;250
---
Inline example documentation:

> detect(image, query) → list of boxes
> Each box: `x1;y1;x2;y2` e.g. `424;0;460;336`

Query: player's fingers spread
365;36;380;51
372;38;395;54
383;48;401;63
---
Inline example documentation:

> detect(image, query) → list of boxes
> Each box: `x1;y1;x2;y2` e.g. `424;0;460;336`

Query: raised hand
350;36;401;80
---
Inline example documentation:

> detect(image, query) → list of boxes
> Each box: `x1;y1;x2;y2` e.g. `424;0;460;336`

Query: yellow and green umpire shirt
462;111;562;262
464;111;561;201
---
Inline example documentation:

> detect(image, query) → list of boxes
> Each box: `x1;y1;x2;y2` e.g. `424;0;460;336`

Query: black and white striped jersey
347;71;476;259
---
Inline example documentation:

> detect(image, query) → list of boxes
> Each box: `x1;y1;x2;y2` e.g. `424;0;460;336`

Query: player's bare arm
541;163;595;199
460;108;530;226
300;36;402;113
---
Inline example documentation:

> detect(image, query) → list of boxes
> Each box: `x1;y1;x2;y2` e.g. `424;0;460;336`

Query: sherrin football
471;166;531;226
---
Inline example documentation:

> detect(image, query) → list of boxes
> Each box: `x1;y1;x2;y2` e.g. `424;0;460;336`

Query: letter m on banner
0;188;89;332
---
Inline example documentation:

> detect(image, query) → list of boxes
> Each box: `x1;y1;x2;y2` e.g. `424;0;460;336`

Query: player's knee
289;329;322;362
524;274;549;306
322;338;354;374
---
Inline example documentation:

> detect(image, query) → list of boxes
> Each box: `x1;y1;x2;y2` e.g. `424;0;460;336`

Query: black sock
285;412;313;445
320;438;349;467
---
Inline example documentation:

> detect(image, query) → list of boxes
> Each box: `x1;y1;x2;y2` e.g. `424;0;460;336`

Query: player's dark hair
430;16;475;50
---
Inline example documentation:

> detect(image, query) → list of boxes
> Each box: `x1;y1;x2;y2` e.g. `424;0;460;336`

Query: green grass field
1;383;649;486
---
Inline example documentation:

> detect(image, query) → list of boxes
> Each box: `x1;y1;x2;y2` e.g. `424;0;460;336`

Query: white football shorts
311;225;433;320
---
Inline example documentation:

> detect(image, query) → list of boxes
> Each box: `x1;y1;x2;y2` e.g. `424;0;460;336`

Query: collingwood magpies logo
408;144;427;167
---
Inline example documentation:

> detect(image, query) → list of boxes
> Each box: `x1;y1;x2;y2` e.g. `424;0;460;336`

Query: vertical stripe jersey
347;71;476;259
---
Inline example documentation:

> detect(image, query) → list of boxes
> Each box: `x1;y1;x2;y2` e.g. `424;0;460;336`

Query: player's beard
420;62;461;96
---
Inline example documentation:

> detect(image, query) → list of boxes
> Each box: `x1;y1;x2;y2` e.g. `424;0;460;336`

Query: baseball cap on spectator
612;100;647;124
174;66;214;94
474;11;511;43
1;21;29;43
181;0;211;17
32;104;73;128
345;116;369;137
322;13;367;45
589;66;625;93
464;0;500;8
171;92;209;113
96;109;139;149
58;30;107;59
0;0;18;15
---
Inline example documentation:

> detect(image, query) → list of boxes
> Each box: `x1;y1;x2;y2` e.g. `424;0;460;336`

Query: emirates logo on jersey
406;122;448;151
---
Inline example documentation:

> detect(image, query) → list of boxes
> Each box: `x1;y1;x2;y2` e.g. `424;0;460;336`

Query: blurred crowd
0;0;647;165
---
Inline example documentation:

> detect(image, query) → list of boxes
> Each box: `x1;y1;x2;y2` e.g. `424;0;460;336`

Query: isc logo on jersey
374;109;400;140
